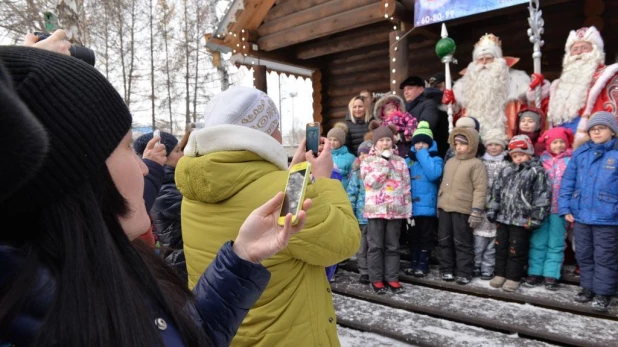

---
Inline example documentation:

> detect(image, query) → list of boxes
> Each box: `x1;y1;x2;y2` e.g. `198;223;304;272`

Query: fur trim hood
374;94;406;120
448;127;480;160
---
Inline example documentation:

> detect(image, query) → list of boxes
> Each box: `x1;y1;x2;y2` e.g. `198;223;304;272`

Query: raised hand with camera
23;30;71;56
23;29;95;66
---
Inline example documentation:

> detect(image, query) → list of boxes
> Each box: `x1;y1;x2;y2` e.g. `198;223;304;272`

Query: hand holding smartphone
305;122;320;157
153;129;161;145
278;162;312;226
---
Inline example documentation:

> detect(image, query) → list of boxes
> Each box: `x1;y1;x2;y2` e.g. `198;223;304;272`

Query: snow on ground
333;270;618;346
334;294;556;347
338;326;415;346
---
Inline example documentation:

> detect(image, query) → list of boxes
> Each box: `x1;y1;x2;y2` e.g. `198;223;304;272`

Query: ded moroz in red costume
445;34;531;142
528;26;618;147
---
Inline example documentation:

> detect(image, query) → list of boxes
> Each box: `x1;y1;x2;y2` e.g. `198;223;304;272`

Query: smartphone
278;162;312;226
153;129;161;145
306;122;320;156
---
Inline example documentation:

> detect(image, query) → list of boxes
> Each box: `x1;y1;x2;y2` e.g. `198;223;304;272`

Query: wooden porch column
390;30;408;97
253;65;267;92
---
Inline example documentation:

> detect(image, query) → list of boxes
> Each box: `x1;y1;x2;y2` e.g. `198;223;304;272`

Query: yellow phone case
278;162;312;226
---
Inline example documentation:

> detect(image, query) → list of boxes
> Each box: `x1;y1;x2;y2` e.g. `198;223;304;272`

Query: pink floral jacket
380;110;418;138
361;148;412;219
540;149;572;214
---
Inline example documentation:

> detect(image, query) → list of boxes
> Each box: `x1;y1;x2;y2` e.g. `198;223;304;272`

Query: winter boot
441;272;455;281
544;277;559;291
456;276;471;285
405;248;420;275
413;250;430;278
358;274;370;284
574;288;594;303
502;280;520;292
371;281;387;295
591;295;611;312
473;267;481;278
490;276;506;288
523;275;543;287
386;281;405;294
480;272;494;280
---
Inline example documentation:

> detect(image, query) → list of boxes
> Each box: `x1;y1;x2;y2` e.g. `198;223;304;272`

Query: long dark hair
0;166;211;346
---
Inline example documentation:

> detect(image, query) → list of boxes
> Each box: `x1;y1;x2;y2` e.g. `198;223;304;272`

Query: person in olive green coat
176;87;361;347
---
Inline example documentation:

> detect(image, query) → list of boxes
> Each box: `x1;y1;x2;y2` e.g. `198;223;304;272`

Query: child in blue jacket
404;122;443;277
347;140;372;284
559;112;618;312
328;122;356;189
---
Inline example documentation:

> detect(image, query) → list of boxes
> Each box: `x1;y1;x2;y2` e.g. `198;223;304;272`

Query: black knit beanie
0;60;49;203
0;46;132;212
134;131;178;157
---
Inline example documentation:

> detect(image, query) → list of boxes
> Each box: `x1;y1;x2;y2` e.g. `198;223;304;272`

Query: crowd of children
328;93;618;313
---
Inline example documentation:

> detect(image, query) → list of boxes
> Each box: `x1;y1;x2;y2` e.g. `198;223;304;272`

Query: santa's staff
527;0;545;111
435;23;457;133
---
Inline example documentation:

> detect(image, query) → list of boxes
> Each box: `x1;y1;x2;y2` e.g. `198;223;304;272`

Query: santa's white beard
461;58;510;140
548;48;604;125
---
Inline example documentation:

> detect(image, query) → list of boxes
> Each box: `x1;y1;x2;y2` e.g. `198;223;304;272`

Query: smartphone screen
280;169;306;217
306;125;320;155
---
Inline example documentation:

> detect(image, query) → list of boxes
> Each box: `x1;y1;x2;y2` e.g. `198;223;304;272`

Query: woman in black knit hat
0;46;309;346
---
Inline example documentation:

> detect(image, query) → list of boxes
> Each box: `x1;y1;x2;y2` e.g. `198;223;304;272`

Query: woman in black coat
345;95;375;155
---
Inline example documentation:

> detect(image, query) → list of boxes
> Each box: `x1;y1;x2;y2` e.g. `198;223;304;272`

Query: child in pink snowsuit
373;94;417;158
525;127;574;290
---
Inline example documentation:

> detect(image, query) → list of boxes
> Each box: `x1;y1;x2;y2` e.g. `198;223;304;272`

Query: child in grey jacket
487;135;551;293
473;134;509;280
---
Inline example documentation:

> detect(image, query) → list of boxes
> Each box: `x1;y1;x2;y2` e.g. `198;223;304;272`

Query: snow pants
356;224;368;276
367;218;402;282
408;216;437;251
495;224;529;282
528;214;566;279
574;222;618;296
437;210;474;278
474;235;496;275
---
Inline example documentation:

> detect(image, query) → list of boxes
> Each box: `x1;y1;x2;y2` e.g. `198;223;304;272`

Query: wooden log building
205;0;617;131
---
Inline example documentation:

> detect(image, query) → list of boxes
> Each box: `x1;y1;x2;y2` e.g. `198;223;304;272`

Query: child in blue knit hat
559;111;618;312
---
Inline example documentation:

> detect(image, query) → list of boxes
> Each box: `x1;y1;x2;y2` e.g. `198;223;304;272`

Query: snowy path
341;259;617;317
335;294;556;346
338;326;417;346
333;270;618;347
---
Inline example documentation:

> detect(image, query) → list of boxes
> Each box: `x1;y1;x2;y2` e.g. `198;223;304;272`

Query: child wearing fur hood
361;123;411;294
437;127;488;285
374;94;418;158
516;106;546;156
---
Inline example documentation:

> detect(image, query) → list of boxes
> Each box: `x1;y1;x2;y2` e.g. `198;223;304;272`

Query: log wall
256;0;610;129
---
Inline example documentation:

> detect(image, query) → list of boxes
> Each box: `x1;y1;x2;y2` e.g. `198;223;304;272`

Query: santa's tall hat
473;33;503;60
565;26;604;53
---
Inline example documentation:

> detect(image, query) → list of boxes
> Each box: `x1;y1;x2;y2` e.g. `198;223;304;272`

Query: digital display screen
306;127;320;155
280;169;306;217
414;0;528;27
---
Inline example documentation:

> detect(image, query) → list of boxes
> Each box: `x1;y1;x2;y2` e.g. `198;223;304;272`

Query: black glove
486;211;496;223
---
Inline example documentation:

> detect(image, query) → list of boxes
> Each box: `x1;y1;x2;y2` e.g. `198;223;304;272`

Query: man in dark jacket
423;72;450;158
134;131;187;283
400;76;443;154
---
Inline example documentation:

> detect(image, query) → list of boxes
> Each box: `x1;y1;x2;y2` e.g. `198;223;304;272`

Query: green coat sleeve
286;178;361;266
